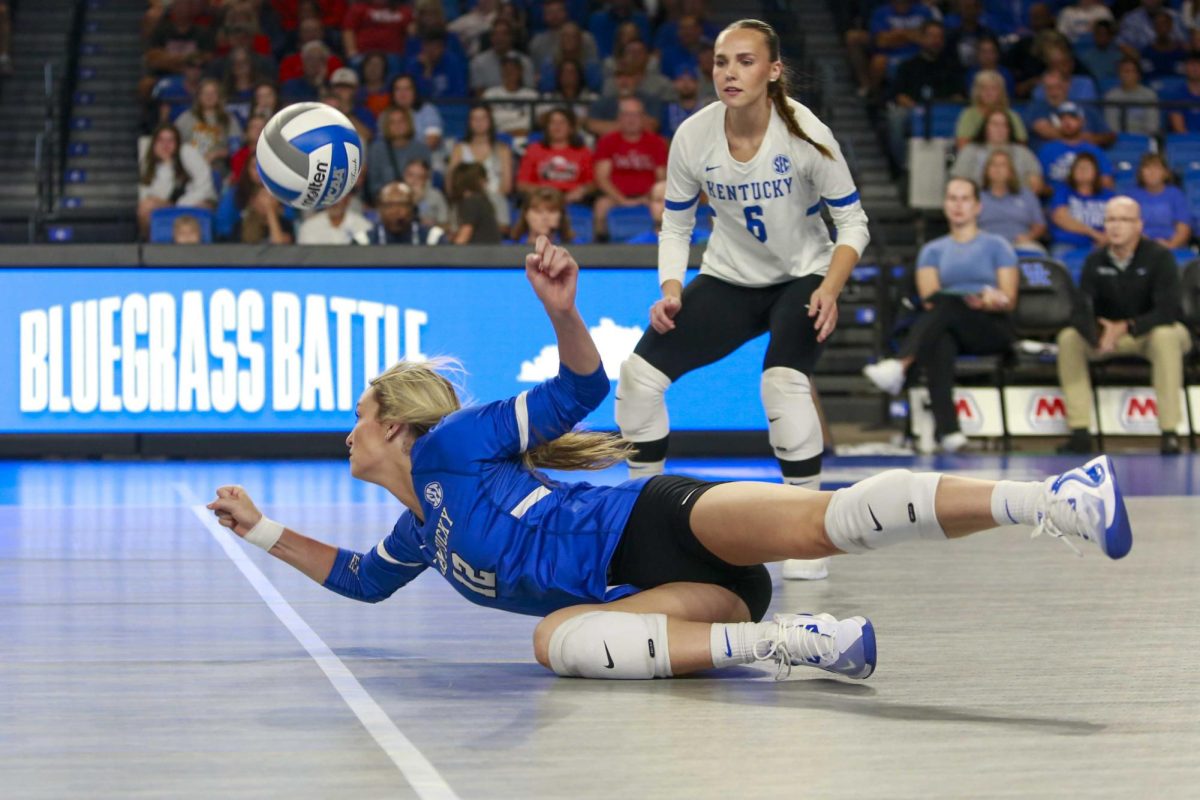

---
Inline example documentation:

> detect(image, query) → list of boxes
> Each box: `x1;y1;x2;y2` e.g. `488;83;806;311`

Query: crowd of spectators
848;0;1200;268
133;0;722;245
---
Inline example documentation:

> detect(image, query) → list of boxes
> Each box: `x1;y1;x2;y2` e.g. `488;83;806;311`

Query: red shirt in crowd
343;2;413;55
270;0;348;32
518;142;595;194
594;130;668;198
277;52;344;83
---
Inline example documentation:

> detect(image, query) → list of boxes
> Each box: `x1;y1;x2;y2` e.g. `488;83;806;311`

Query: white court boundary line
175;484;459;800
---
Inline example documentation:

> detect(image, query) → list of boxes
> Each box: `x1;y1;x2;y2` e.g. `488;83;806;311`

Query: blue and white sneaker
1034;455;1132;560
754;612;876;681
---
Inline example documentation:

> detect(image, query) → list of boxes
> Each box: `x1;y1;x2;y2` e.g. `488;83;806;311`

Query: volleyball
255;102;363;210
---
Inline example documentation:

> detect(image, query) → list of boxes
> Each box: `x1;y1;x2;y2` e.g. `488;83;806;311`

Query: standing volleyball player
614;20;869;581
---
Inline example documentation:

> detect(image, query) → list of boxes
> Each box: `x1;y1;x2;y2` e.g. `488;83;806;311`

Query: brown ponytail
723;19;834;160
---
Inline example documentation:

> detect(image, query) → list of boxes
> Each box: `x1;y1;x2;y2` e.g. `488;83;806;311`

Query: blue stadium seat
149;206;214;243
438;103;471;141
1164;134;1200;173
1110;133;1153;180
567;203;593;243
606;205;654;242
909;103;965;138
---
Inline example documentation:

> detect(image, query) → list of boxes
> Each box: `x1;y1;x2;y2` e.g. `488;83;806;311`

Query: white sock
710;621;774;669
824;469;944;554
784;472;822;490
627;459;665;479
990;480;1044;527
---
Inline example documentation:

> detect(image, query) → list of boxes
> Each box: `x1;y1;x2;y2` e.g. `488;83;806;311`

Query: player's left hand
808;284;840;343
525;235;579;314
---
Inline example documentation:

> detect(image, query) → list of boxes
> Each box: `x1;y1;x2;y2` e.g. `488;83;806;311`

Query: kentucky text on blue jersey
704;177;794;202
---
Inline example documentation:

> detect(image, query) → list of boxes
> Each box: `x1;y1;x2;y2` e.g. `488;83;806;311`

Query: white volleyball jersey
659;97;870;288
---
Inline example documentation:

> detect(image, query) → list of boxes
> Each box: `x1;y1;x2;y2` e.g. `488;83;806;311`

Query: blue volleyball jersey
323;363;650;617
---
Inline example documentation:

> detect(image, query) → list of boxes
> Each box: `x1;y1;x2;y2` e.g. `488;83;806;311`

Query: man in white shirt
297;192;373;244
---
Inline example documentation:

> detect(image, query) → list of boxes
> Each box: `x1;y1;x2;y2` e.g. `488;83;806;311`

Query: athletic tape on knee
824;470;945;554
615;354;672;442
547;611;672;679
761;367;824;464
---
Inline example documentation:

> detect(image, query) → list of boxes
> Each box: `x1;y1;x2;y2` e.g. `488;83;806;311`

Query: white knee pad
615;354;672;442
824;469;945;554
547;611;673;679
760;367;823;462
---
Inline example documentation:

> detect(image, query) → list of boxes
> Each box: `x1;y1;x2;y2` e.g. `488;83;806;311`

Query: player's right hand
206;485;264;538
649;295;682;333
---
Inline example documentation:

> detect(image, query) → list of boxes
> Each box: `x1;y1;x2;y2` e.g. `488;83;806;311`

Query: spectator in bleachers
147;51;207;129
220;47;274;127
978;149;1048;252
403;30;469;99
537;59;599;129
281;40;333;100
695;41;718;104
966;36;1015;98
447;0;499;58
863;0;936;99
141;1;216;102
886;20;964;168
172;214;203;244
208;21;275;84
530;0;599;67
1035;44;1099;102
367;106;434;203
381;75;443;153
660;64;707;138
658;14;710;79
1138;10;1188;80
588;0;651;59
954;70;1027;149
447;103;514;230
1049;152;1115;256
366;181;444;244
232;152;295;243
953;109;1045;194
1040;105;1115;190
359;52;393;119
517;106;594;204
138;122;218;241
278;17;342;84
228;113;266;184
297;191;372;243
509;186;574;244
652;0;720;52
481;56;540;136
175;77;244;175
407;0;469;59
601;22;659;83
269;0;347;45
587;63;665;138
945;0;995;70
1002;2;1058;98
537;22;603;93
322;85;373;146
1117;0;1187;55
1104;57;1160;135
251;81;282;121
1057;0;1114;45
1026;72;1113;147
1076;20;1123;86
1164;50;1200;133
447;163;502;244
862;177;1019;453
212;2;274;60
469;18;535;94
601;38;673;105
342;0;412;64
403;158;450;229
591;96;667;242
1127;152;1193;249
1055;195;1191;455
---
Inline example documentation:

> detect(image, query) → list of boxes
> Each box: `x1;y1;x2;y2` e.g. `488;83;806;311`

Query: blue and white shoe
754;612;876;681
1034;455;1132;560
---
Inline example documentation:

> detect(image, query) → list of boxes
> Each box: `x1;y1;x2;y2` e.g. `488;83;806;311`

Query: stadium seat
567;203;593;243
439;103;471;141
606;205;654;242
149;206;214;243
908;103;964;138
1165;133;1200;173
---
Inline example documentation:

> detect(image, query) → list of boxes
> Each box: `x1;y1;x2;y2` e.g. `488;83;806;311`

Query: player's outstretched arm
208;485;337;584
524;235;602;376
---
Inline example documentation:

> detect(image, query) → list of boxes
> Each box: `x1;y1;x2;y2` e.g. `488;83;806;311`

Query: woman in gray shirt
952;109;1044;195
978;150;1047;253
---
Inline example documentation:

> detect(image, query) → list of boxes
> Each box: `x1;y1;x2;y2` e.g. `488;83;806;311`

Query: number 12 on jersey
743;205;767;243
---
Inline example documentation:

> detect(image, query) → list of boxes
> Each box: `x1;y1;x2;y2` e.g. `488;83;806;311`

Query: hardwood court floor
1;456;1197;799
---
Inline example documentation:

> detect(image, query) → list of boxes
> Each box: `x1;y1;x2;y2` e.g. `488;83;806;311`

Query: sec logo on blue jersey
424;482;444;508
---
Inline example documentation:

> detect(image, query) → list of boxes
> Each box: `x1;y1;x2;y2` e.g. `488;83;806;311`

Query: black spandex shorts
607;475;773;621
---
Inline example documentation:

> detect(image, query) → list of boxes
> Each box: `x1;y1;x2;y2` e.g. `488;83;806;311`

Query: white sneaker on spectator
940;432;969;453
781;558;830;580
862;358;906;395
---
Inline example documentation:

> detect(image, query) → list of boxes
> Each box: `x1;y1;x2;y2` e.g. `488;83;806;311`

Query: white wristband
244;516;285;551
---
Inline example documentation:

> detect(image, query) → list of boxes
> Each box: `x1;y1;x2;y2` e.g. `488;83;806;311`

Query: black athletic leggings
898;295;1013;438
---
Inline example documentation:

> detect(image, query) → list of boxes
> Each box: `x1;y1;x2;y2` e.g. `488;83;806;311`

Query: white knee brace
824;469;945;554
547;611;673;679
615;354;672;442
760;367;824;463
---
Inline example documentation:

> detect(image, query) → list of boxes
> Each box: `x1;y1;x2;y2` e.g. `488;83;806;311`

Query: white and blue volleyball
256;102;362;210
